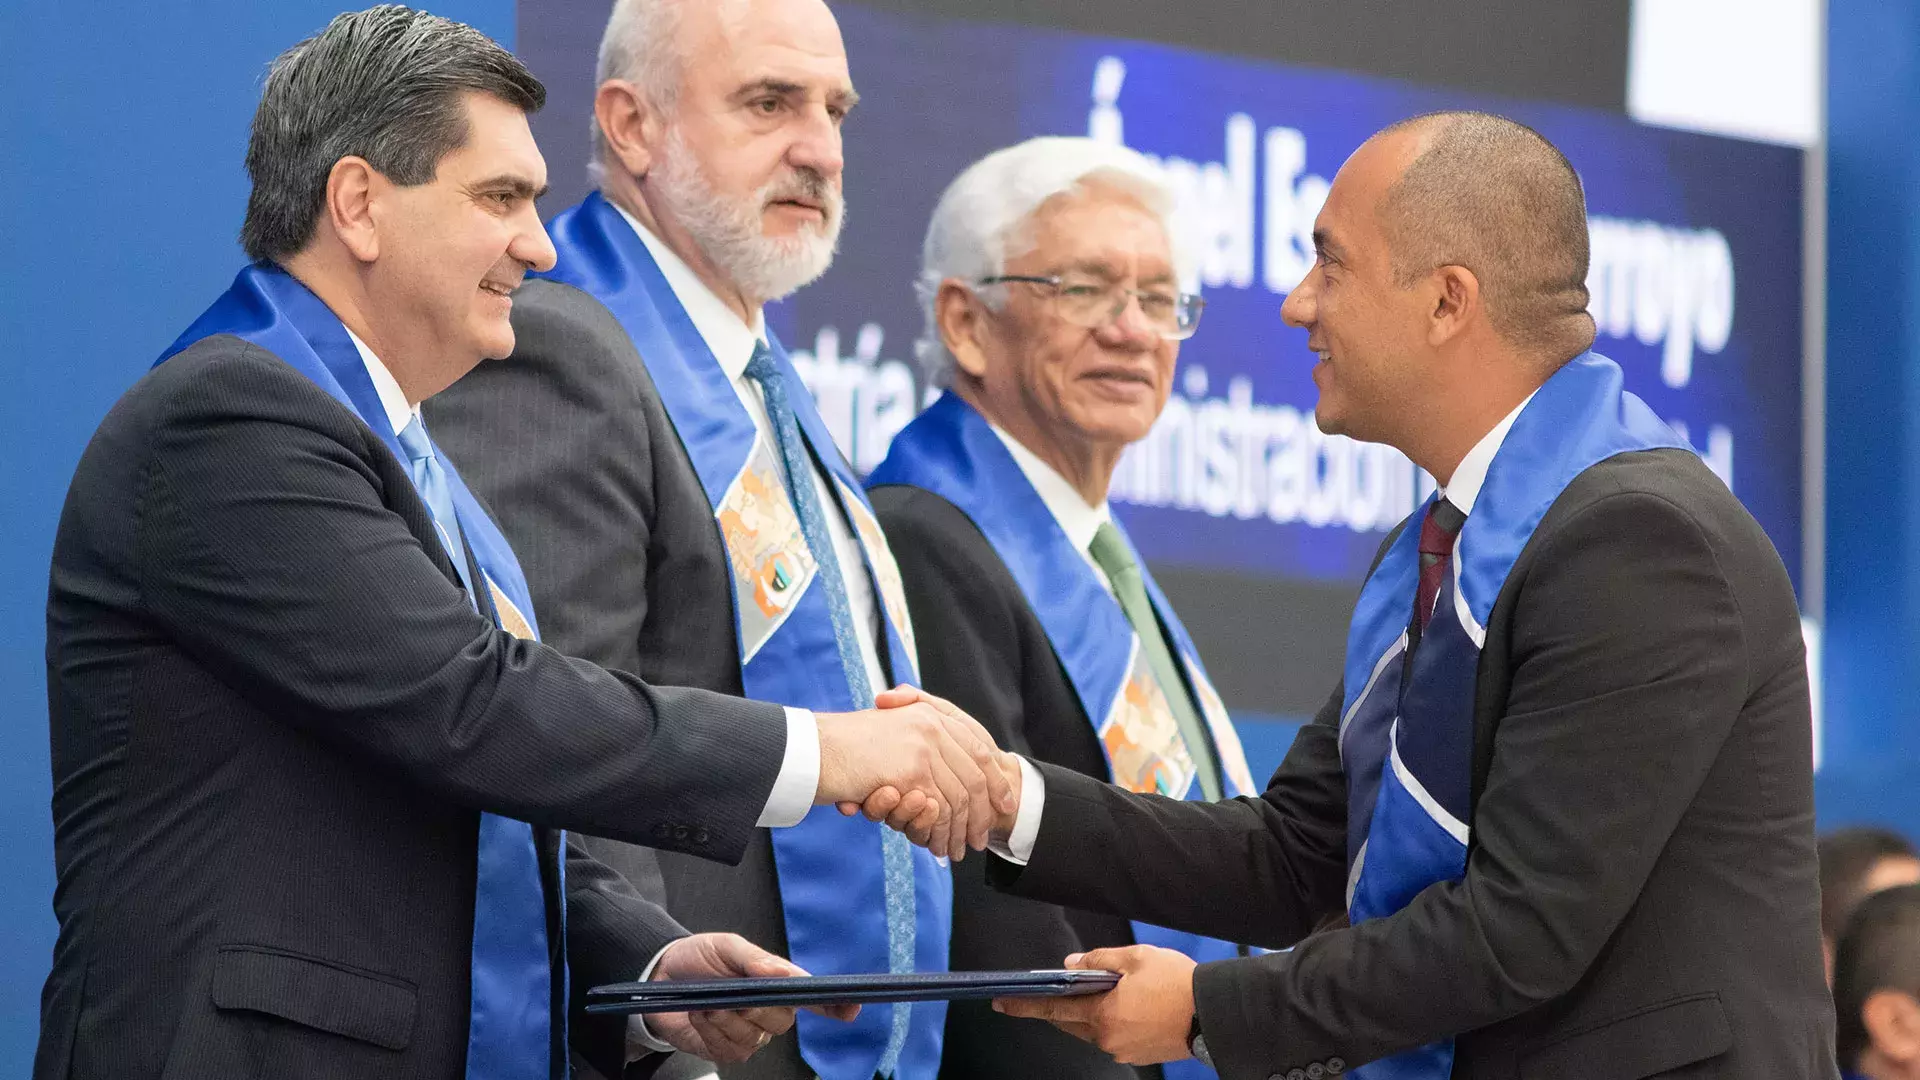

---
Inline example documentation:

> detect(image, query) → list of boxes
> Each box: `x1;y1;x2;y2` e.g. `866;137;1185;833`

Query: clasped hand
993;945;1199;1065
815;685;1021;860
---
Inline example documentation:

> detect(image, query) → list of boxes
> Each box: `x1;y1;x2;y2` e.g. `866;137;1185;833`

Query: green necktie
1088;521;1223;801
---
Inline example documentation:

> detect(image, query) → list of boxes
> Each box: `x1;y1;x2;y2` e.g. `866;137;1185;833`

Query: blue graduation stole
870;391;1260;1080
1337;354;1682;1079
157;266;562;1080
541;193;951;1080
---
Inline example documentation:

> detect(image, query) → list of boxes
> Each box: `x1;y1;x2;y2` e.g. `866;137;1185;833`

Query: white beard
650;128;844;303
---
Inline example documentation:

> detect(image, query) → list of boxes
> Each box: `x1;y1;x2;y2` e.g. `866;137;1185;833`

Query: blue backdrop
0;1;1913;1076
1821;0;1920;838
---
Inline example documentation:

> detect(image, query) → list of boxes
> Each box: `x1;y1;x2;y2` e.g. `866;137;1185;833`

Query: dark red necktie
1415;497;1467;632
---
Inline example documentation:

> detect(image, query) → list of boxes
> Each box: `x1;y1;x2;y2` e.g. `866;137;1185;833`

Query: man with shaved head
429;2;980;1079
894;112;1834;1078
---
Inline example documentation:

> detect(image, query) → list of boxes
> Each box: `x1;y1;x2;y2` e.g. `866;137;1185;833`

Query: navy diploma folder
583;969;1121;1015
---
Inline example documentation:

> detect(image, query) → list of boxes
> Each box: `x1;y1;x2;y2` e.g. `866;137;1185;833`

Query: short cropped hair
916;136;1190;386
1834;883;1920;1070
240;5;545;265
589;0;687;188
1821;826;1920;943
1377;111;1595;359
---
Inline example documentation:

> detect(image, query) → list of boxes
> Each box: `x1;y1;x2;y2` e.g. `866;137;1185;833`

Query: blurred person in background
1834;883;1920;1080
867;136;1257;1080
429;2;980;1078
1822;827;1920;981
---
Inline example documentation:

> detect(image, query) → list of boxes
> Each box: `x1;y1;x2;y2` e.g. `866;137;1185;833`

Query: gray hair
914;136;1190;387
588;0;688;189
240;5;545;265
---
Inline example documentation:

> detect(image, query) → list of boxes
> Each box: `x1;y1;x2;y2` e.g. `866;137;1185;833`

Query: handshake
812;685;1024;859
642;686;1025;1064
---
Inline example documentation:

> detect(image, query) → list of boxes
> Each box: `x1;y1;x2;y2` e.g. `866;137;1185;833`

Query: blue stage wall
0;2;513;1070
0;1;1913;1075
1820;0;1920;839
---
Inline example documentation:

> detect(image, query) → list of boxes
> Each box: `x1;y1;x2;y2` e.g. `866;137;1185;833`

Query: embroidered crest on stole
1099;639;1199;797
486;575;536;640
716;435;817;661
837;477;919;679
1186;657;1260;795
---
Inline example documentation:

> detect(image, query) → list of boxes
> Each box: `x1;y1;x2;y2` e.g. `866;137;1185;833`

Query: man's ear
936;281;992;381
325;156;383;264
1863;989;1920;1065
595;79;662;181
1426;264;1481;348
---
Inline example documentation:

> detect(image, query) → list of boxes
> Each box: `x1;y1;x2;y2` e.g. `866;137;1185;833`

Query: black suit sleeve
566;832;687;1080
137;345;784;861
1009;489;1752;1078
988;683;1351;950
874;486;1144;1080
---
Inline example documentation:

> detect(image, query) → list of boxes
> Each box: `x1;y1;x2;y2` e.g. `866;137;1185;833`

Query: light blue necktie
397;415;553;1080
743;345;917;1077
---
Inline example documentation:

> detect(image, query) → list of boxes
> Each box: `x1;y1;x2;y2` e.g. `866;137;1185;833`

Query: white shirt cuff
624;944;678;1060
756;706;819;828
989;756;1047;865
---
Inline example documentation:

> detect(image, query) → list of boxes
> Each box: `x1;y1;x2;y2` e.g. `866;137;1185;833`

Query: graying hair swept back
588;0;686;189
240;4;544;264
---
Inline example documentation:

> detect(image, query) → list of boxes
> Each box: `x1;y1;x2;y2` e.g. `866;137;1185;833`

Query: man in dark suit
37;10;1008;1080
871;112;1835;1079
430;2;962;1078
864;136;1260;1080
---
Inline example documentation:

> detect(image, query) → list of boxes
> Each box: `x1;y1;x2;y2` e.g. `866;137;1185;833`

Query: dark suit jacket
869;484;1164;1080
429;278;807;1080
39;335;786;1080
988;449;1836;1080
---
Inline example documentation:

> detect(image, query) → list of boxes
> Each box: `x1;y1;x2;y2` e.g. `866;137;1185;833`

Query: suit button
1327;1058;1346;1075
1267;1074;1287;1080
673;825;691;841
694;828;710;845
1307;1066;1326;1079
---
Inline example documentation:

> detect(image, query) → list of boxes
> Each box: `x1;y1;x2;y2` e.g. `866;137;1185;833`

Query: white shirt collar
610;199;767;379
343;326;417;436
1437;389;1537;515
985;421;1112;555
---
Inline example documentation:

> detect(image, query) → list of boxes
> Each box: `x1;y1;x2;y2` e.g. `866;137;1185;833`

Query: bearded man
428;2;962;1079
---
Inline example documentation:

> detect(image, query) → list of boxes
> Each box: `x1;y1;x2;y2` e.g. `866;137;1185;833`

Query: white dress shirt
1433;390;1535;516
996;392;1537;866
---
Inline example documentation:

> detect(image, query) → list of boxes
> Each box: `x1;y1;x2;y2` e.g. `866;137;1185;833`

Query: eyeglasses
976;274;1206;340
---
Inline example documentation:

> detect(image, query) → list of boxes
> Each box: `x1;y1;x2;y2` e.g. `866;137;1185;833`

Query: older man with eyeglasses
867;136;1254;1080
